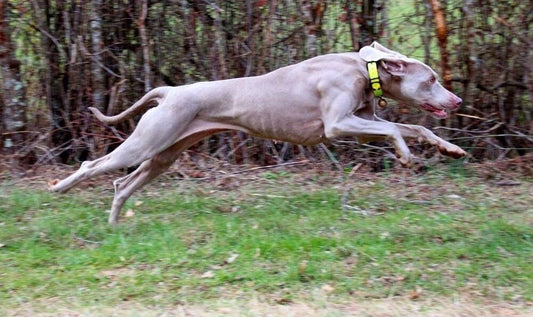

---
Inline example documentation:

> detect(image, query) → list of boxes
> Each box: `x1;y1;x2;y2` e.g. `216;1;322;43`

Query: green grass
0;168;531;310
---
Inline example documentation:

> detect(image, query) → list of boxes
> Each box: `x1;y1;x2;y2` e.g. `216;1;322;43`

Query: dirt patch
2;153;531;192
4;296;532;317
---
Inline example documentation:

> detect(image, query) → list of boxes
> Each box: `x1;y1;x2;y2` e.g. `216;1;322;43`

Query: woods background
0;0;531;172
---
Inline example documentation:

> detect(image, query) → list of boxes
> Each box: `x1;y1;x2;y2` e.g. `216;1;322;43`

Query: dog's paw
396;153;412;168
48;179;60;191
437;142;467;159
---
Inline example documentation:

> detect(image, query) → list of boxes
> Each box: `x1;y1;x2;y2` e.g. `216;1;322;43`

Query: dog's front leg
322;92;413;166
324;115;413;166
392;123;467;159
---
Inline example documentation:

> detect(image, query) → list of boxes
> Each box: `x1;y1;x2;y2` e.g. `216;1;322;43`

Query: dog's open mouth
421;103;448;119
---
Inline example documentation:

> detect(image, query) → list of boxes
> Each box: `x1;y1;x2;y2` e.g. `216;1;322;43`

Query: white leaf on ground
225;253;239;264
446;194;462;199
321;284;335;292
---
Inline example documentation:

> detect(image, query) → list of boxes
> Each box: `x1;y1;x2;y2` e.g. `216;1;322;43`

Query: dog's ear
360;45;388;62
380;59;407;77
360;43;410;76
369;41;405;57
360;42;407;62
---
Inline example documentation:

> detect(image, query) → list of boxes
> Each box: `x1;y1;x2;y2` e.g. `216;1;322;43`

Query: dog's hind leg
108;128;227;224
50;104;198;193
108;158;173;225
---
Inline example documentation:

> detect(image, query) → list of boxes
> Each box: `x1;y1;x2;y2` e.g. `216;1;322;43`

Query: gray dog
49;42;466;224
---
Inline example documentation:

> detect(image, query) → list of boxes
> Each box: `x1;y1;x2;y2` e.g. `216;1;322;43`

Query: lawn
0;163;531;316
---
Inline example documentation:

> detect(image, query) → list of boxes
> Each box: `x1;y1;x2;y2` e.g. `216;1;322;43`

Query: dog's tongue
433;109;447;118
421;103;448;118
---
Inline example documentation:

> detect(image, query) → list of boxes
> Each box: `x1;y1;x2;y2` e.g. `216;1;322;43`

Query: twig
450;134;532;141
342;204;380;216
319;143;343;172
78;37;122;78
74;237;102;245
506;128;533;144
190;160;310;181
347;163;363;178
434;122;504;134
361;143;396;159
454;113;486;120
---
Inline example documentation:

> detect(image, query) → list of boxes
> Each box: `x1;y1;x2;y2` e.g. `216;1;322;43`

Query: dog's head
360;42;462;119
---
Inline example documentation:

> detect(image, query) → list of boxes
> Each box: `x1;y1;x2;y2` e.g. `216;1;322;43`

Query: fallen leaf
100;268;134;280
0;243;5;248
409;286;423;300
497;246;513;257
380;275;406;284
298;260;307;275
321;284;335;292
125;209;135;217
201;271;215;278
446;194;462;199
134;201;143;207
273;296;292;305
225;253;239;264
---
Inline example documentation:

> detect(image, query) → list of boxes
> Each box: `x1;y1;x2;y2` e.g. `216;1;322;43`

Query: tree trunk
421;2;432;64
31;0;72;163
90;0;106;109
345;0;359;50
428;0;452;89
300;0;326;57
360;0;376;47
0;0;27;151
137;0;151;92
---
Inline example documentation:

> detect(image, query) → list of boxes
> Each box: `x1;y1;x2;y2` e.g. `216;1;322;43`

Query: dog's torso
164;53;373;145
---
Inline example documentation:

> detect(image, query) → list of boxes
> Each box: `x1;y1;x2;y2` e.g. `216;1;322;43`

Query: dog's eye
428;77;436;84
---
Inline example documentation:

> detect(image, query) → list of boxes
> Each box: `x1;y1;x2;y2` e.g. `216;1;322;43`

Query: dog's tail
88;86;170;125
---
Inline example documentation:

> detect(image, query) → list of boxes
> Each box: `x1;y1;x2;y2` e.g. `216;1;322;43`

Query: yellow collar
366;61;383;98
366;61;388;108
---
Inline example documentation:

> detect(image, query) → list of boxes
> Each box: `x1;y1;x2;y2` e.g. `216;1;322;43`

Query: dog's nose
451;96;462;110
